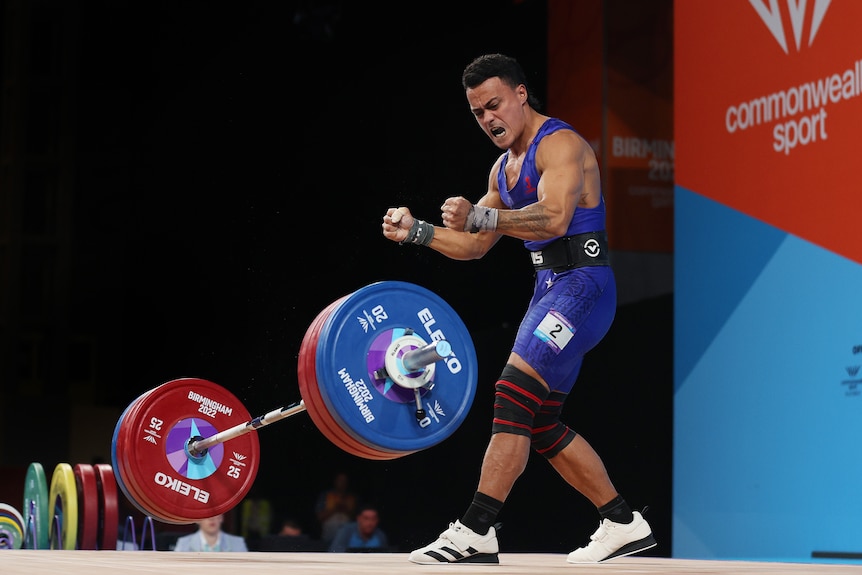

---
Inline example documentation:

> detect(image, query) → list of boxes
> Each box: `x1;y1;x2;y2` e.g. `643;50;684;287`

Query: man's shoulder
224;533;245;541
172;532;196;551
223;532;246;545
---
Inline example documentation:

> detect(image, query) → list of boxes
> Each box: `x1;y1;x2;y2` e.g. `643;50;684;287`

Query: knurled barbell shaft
187;341;452;457
188;400;307;457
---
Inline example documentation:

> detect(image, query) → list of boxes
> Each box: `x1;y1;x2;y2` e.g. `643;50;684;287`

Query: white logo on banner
723;0;862;155
749;0;831;54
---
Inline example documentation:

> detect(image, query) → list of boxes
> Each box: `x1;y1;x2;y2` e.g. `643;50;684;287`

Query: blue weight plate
315;281;477;453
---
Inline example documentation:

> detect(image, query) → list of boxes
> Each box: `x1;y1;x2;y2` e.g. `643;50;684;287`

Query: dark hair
461;53;541;109
281;517;302;529
355;502;379;515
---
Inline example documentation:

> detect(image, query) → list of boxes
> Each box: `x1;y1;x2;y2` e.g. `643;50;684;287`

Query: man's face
356;509;379;536
466;76;526;150
198;515;223;536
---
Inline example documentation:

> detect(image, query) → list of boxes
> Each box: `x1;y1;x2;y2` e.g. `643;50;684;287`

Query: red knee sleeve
491;364;549;437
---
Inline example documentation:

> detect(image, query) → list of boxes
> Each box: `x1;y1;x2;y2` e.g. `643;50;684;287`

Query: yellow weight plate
48;463;78;550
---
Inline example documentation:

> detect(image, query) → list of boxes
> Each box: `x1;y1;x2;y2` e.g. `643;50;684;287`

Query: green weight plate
23;462;49;549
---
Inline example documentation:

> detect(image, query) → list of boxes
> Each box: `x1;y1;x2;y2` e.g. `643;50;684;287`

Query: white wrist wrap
463;205;498;233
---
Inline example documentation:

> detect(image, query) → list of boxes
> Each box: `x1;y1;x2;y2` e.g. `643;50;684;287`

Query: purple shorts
511;266;616;393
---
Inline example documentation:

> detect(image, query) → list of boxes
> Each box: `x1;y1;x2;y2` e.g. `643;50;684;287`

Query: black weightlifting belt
530;231;610;273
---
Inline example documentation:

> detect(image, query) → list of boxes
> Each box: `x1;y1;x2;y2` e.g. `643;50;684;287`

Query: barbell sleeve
400;340;452;372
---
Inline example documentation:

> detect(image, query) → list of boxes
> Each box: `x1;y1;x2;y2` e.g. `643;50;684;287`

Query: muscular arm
495;129;587;239
382;130;594;259
439;130;589;242
426;164;506;260
382;156;506;261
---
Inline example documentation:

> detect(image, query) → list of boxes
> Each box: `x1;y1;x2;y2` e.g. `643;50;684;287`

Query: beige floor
3;551;862;575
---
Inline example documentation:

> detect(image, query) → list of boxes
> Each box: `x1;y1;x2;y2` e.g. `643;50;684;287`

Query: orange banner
548;0;674;253
676;0;862;264
547;0;604;149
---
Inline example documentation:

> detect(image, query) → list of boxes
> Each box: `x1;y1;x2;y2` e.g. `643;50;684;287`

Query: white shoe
566;511;656;563
408;520;500;564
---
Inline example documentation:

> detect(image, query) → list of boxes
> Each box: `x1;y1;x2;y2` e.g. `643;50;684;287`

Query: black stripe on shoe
601;533;658;562
460;552;499;564
423;547;500;564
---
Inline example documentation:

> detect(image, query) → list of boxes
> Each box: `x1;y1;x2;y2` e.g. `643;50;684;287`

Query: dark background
0;0;672;555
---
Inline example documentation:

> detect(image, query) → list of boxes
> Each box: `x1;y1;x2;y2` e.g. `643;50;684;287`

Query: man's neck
201;531;221;548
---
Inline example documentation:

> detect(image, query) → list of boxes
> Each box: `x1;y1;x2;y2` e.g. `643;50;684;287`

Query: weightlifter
381;53;656;564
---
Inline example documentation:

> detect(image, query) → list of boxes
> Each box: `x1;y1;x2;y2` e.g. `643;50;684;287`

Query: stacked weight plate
298;281;478;458
0;503;25;549
111;378;260;524
18;461;120;550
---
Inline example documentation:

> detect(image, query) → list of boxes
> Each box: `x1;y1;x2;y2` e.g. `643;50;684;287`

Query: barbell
110;281;478;524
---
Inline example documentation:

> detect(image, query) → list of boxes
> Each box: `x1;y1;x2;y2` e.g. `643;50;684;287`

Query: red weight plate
298;297;398;460
298;298;363;453
73;464;99;550
112;389;186;523
111;389;158;517
307;297;401;460
298;298;374;456
113;378;260;524
115;385;214;524
115;381;246;524
117;387;199;525
93;464;119;551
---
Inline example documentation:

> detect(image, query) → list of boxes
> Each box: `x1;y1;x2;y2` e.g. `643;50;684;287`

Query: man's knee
531;390;577;458
491;364;549;437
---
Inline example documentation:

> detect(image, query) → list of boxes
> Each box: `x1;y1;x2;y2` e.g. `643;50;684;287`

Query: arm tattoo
498;204;557;239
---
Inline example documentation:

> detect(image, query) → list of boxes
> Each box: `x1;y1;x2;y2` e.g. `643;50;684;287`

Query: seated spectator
278;518;305;537
239;497;272;545
256;517;324;552
173;514;248;552
315;471;357;544
328;503;390;552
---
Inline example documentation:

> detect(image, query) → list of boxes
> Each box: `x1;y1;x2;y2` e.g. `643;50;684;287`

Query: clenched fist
440;196;473;231
382;206;414;243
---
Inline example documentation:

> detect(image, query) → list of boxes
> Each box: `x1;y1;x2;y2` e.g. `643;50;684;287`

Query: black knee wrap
531;391;577;458
491;364;549;437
